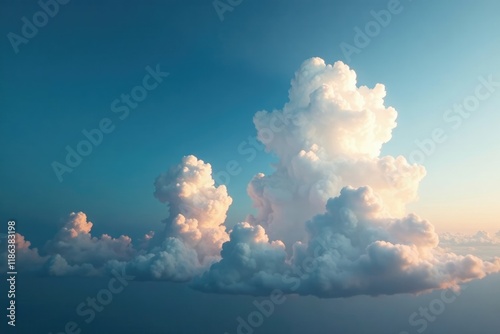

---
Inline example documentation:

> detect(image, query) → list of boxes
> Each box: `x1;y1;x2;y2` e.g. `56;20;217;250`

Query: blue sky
1;1;500;333
2;0;500;238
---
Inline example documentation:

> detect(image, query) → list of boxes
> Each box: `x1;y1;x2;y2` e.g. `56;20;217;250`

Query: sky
1;0;499;333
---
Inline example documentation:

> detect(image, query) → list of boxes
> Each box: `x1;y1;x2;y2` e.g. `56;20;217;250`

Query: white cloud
45;212;135;266
249;58;425;246
108;155;233;280
196;186;500;297
153;155;232;259
194;222;287;294
195;58;499;297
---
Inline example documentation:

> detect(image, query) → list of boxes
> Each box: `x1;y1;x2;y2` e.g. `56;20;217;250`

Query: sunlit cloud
4;58;499;298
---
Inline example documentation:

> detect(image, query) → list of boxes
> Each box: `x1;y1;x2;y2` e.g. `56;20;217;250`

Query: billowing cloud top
3;58;499;298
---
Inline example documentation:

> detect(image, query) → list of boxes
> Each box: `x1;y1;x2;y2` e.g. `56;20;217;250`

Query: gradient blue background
1;1;499;333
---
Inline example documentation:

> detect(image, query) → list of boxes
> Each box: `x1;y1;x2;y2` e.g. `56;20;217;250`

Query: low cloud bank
4;58;498;298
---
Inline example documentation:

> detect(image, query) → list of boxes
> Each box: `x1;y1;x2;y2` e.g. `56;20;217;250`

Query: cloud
195;186;500;297
43;254;99;277
439;230;500;259
249;57;425;246
4;156;233;281
45;212;135;267
0;233;46;273
0;212;135;276
10;57;500;298
107;155;232;281
291;187;499;297
194;58;499;297
440;230;500;247
107;237;201;281
152;155;232;259
194;222;288;294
